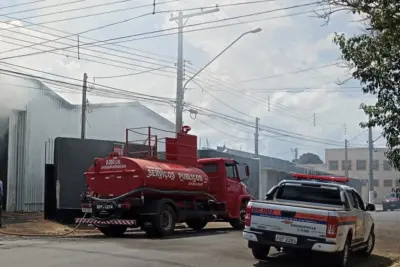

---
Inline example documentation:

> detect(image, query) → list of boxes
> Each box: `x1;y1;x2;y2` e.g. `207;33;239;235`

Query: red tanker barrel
135;159;209;192
86;157;209;196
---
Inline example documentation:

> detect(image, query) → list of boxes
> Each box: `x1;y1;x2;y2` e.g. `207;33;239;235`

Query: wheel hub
161;211;172;230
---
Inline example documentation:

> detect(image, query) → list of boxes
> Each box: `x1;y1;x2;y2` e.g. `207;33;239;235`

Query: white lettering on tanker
178;173;203;186
146;167;176;180
146;167;204;186
100;159;127;170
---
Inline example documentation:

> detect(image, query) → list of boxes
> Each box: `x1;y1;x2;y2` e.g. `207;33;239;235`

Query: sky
0;0;386;162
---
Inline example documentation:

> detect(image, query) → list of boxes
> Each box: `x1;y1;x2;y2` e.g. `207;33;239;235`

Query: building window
356;160;367;171
383;179;393;187
329;160;338;170
373;179;379;187
383;160;392;171
372;160;379;171
341;160;352;171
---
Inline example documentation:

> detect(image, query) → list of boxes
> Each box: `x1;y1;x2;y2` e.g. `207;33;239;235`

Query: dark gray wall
54;137;150;209
198;149;260;198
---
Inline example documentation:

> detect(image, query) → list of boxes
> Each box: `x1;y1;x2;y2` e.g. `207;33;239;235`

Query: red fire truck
75;125;255;237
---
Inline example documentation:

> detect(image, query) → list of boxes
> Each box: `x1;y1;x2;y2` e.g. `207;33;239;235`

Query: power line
0;36;177;79
238;62;340;83
1;12;153;55
0;15;176;65
0;0;47;11
0;64;175;103
0;2;321;60
1;0;85;16
0;3;327;64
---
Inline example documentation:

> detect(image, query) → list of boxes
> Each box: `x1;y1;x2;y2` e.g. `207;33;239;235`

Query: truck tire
229;202;247;230
333;236;350;267
186;220;208;230
359;230;375;257
98;226;127;237
251;244;270;261
145;204;176;238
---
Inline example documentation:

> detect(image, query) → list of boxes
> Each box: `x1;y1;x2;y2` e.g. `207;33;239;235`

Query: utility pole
255;117;260;156
170;8;219;133
368;124;374;204
294;148;298;162
81;73;88;139
344;139;349;177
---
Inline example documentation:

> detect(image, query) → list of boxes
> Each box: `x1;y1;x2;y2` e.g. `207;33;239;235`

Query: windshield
276;184;343;206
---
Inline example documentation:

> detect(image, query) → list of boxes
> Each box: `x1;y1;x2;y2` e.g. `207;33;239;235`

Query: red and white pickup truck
243;175;375;267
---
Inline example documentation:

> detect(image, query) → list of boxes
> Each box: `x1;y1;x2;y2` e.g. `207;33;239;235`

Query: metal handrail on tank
124;126;198;165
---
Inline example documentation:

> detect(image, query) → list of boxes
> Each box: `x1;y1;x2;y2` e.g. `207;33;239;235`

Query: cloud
0;0;383;163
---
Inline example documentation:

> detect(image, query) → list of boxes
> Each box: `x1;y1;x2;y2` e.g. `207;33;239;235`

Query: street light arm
183;29;261;89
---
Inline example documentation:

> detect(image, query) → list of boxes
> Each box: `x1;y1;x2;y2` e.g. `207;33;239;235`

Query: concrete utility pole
344;139;349;177
81;73;88;139
368;124;374;204
294;148;298;162
255;117;260;156
170;8;220;133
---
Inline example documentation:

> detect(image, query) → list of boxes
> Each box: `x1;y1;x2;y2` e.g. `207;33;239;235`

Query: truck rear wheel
98;225;127;237
145;204;176;238
186;220;208;230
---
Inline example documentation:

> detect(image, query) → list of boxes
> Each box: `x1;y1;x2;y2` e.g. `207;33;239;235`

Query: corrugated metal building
2;78;175;212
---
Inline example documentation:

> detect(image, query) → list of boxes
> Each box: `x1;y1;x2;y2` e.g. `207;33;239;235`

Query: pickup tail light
244;203;252;227
326;215;338;238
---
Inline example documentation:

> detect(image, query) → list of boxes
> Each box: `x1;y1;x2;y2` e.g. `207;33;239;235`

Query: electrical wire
0;2;322;60
0;3;328;64
191;79;253;118
238;62;341;83
0;17;176;65
1;12;155;55
0;64;366;148
1;0;86;16
0;0;47;11
0;37;177;79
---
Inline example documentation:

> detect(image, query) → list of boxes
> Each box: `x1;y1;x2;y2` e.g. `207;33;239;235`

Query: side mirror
245;164;250;177
366;203;376;211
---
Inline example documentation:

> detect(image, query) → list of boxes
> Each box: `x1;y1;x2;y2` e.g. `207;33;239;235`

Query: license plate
275;234;298;244
97;204;113;210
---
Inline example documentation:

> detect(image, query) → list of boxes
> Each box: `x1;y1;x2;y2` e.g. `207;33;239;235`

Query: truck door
225;162;240;216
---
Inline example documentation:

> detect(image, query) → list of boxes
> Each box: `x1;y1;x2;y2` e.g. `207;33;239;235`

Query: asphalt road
0;211;399;267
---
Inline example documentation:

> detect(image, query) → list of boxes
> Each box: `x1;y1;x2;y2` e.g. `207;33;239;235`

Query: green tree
295;153;323;164
318;0;400;169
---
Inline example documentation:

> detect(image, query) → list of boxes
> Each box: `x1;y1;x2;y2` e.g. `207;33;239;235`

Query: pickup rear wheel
251;245;270;261
333;236;350;267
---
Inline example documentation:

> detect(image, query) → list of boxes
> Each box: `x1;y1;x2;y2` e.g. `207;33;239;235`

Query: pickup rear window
276;184;342;206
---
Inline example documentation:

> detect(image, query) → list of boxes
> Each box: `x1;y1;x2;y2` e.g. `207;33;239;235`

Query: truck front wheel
229;202;247;230
186;220;208;230
98;225;127;237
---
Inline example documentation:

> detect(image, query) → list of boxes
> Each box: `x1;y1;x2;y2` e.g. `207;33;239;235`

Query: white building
1;77;175;212
300;148;400;203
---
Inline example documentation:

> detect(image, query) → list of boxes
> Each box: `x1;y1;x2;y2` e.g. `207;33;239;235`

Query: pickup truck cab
243;175;375;267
